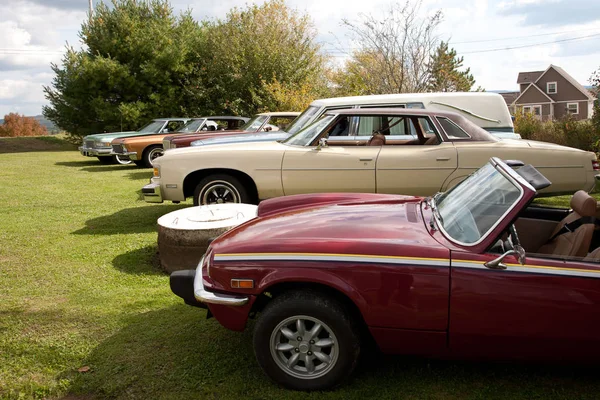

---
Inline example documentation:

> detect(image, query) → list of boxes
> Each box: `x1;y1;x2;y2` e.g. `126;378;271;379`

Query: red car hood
211;195;448;258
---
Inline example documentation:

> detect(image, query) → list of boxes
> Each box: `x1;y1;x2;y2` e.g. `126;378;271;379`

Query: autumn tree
427;41;475;92
43;0;205;138
334;0;442;95
0;113;48;137
200;0;330;115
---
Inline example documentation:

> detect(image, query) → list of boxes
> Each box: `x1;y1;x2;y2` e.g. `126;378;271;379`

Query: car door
449;251;600;361
281;116;380;195
444;159;600;361
375;115;458;196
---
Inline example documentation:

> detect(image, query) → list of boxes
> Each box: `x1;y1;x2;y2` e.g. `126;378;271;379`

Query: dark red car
162;112;299;149
171;158;600;390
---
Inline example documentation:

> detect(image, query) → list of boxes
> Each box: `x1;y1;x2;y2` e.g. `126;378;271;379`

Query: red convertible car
170;158;600;390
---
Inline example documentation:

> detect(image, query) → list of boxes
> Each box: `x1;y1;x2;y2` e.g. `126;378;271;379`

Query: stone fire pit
157;203;258;273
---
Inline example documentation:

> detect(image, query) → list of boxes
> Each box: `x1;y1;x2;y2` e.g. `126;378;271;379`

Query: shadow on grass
126;171;153;180
63;304;600;400
55;160;101;168
112;244;164;276
80;165;136;173
72;204;187;235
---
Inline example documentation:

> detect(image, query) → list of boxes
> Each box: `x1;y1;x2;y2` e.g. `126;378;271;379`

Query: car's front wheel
113;154;132;165
142;145;163;168
193;174;249;206
253;291;360;391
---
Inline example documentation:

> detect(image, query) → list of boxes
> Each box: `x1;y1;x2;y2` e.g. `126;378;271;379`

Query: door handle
360;158;373;161
436;157;450;161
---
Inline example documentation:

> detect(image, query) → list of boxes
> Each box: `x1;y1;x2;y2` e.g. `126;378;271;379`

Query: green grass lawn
1;137;600;400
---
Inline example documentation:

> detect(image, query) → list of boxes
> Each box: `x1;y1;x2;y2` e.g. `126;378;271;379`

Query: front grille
85;140;95;149
112;144;124;154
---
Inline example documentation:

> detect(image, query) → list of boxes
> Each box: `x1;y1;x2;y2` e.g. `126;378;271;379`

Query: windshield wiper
429;192;444;230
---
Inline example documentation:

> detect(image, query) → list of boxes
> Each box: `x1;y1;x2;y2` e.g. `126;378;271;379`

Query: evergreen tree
427;41;476;92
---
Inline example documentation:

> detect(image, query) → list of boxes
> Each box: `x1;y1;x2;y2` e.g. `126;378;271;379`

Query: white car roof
257;112;301;117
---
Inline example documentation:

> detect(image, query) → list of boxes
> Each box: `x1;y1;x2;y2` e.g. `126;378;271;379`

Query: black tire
253;290;360;391
133;160;145;167
193;174;249;206
97;156;112;164
142;145;164;168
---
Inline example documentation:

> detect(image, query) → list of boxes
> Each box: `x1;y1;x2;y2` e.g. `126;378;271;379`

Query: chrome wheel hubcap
200;181;241;205
270;315;338;379
115;155;131;165
149;148;163;161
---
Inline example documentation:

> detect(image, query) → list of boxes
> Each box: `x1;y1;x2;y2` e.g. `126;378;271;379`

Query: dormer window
547;82;557;94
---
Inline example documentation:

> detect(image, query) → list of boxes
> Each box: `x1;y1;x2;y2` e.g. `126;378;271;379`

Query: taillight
593;160;599;171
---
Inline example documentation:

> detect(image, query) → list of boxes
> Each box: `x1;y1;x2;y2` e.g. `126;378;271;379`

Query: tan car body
146;109;598;204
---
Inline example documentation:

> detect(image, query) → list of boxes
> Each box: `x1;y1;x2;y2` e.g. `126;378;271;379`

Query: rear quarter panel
448;141;591;194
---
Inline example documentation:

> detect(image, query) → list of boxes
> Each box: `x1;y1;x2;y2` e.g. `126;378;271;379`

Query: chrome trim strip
214;253;449;267
429;101;501;123
193;256;249;306
453;261;600;279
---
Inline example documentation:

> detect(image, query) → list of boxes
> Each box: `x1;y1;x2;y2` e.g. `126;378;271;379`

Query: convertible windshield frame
432;159;527;248
180;118;207;133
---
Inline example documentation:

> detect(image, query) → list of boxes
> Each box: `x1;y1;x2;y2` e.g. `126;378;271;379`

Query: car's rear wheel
193;174;249;206
133;160;145;167
113;154;132;165
142;145;163;168
253;291;360;391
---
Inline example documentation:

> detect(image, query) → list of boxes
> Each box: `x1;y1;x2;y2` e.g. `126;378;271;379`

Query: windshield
240;115;269;132
283;115;336;146
180;119;206;133
137;121;165;133
286;105;320;135
435;163;522;245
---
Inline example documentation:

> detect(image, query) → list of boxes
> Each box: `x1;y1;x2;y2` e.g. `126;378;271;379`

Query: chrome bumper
79;146;112;157
193;257;248;306
142;182;163;203
110;150;139;160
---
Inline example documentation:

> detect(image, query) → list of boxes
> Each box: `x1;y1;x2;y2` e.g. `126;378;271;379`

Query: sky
0;0;599;117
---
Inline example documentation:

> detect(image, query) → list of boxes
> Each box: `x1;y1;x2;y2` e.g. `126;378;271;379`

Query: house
506;65;596;121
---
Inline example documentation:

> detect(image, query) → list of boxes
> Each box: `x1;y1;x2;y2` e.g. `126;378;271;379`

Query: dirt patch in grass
0;136;76;154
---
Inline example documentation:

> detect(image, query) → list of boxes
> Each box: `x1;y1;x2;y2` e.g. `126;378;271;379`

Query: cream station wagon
143;109;599;205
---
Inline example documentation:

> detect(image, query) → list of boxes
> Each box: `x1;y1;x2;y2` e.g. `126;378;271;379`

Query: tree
43;0;205;138
427;41;475;92
335;0;442;95
590;68;600;133
200;0;331;116
0;113;48;137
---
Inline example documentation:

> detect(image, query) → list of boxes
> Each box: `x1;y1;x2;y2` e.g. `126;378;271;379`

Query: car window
283;115;336;146
138;120;165;133
327;117;351;137
357;116;409;136
241;115;269;132
180;119;206;132
286;106;320;135
268;116;297;131
166;121;185;132
437;116;470;138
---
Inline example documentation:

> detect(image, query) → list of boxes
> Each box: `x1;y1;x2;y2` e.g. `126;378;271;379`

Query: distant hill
0;115;59;133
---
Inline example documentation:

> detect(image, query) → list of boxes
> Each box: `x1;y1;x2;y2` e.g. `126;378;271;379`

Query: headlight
96;140;112;147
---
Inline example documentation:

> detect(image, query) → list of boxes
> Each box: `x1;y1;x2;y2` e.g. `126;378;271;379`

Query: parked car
184;91;521;149
142;108;599;205
79;118;190;164
110;116;249;168
162;112;300;150
170;157;600;390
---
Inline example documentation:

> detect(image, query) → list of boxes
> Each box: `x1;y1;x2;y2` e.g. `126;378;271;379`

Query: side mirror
316;137;328;150
162;128;170;133
485;245;526;270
